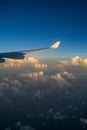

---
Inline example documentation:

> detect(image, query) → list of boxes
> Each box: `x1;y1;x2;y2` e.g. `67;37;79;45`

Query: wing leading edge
0;41;60;63
21;41;60;55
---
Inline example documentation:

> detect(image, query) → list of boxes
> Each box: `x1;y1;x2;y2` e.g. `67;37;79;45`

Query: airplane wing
0;41;60;63
20;41;60;54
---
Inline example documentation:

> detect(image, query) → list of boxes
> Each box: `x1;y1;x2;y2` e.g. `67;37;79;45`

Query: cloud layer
0;56;87;130
4;57;48;69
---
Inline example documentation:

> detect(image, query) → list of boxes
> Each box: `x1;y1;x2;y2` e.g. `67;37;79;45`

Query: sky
0;1;87;129
0;0;87;54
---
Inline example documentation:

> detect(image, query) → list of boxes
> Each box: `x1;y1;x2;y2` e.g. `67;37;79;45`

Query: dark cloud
5;121;35;130
80;118;87;125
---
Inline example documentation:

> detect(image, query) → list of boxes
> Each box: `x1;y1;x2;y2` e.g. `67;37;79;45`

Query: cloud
5;127;11;130
0;82;9;88
15;121;22;128
71;56;87;66
5;121;35;130
34;63;48;69
3;78;10;82
4;59;24;67
80;118;87;125
58;56;80;66
0;78;22;96
27;57;38;63
4;62;16;67
19;70;74;87
27;57;48;69
58;56;87;66
53;112;66;120
62;71;76;80
4;57;48;69
83;59;87;65
11;79;21;86
51;73;70;86
32;90;42;99
71;56;82;65
3;78;21;87
20;71;44;80
58;60;70;65
2;56;87;130
0;92;4;98
20;125;35;130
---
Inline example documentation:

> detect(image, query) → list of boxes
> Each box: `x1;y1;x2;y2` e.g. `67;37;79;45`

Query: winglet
50;41;61;49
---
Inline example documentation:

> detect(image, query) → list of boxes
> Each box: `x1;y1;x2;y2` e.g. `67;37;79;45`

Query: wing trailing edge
21;41;61;55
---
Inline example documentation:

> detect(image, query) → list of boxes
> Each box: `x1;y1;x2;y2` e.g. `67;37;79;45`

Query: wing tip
50;41;61;49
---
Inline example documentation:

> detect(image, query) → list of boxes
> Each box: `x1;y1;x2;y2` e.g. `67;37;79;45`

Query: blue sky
0;0;87;54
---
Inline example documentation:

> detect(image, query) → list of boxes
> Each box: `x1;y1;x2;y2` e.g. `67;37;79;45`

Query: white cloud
58;60;70;65
19;71;72;87
63;71;76;80
26;57;38;63
4;57;48;69
51;73;62;80
51;73;70;86
4;59;24;67
83;59;87;65
34;63;48;69
71;56;82;65
20;71;44;80
71;56;87;66
27;57;48;69
58;56;87;66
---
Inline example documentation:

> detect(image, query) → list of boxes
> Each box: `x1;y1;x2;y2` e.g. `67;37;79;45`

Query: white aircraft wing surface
20;41;60;54
0;41;60;63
